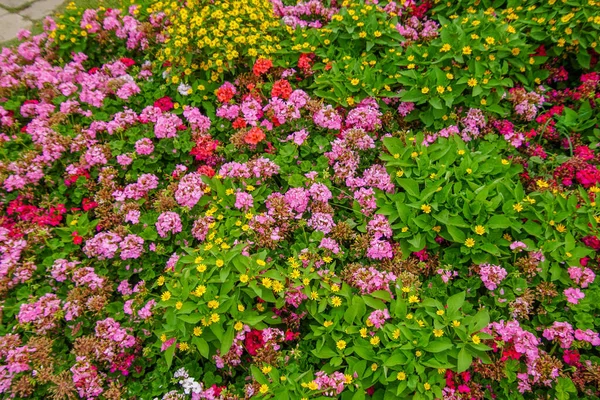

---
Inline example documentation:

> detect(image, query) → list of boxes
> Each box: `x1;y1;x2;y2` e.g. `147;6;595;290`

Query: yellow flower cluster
151;0;282;82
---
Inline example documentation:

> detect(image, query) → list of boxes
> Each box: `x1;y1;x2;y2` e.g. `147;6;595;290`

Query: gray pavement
0;0;63;43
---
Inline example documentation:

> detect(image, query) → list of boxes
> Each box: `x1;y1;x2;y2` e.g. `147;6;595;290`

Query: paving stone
20;0;63;20
0;0;30;9
0;13;31;42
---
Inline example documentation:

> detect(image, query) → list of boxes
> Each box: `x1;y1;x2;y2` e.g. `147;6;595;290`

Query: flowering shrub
1;0;600;399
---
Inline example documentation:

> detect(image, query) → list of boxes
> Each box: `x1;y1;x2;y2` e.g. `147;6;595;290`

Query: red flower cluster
6;197;66;227
298;53;314;72
154;96;174;112
253;58;273;76
271;79;292;99
120;57;135;67
244;329;265;356
190;134;219;163
244;127;266;145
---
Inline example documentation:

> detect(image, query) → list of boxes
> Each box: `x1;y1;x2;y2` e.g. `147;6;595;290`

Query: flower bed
1;0;600;399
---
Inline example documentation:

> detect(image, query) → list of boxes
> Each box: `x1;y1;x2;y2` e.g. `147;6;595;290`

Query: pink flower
156;211;182;238
564;287;585;304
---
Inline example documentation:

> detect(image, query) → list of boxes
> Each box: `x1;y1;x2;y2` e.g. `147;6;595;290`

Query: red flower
120;57;135;67
197;165;215;177
82;198;98;211
154;96;174;112
88;67;99;74
324;62;333;71
244;329;265;356
563;350;581;367
244;127;266;146
365;386;375;396
72;232;83;245
232;117;247;129
271;79;292;100
298;53;314;72
216;83;237;103
253;58;273;76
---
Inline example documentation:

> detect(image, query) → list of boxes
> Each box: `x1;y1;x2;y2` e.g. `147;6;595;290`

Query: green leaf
220;326;235;355
424;340;453;353
447;291;465;316
397;178;420;197
457;348;472;373
165;342;175;368
488;215;511;229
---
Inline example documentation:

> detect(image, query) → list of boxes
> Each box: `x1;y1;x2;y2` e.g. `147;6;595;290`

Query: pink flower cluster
156;211;183;238
17;293;62;333
346;266;397;296
313;370;346;396
175;173;206;208
478;263;508;290
367;309;391;329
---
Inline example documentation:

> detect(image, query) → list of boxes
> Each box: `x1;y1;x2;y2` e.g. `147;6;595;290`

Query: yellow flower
196;264;207;273
331;284;340;292
234;321;244;331
421;204;432;214
344;374;353;384
175;301;183;310
259;384;269;394
432;226;441;233
472;335;481;344
513;203;523;212
193;326;203;336
331;296;342;307
458;149;465;155
411;151;419;158
262;277;272;288
371;363;378;371
393;329;401;339
467;78;478;87
216;259;224;267
424;382;431;391
502;159;509;165
440;43;451;52
307;381;318;390
511;48;520;56
238;304;245;312
415;350;422;357
210;313;220;323
262;365;272;374
179;342;189;351
397;371;407;380
474;225;486;235
208;300;219;309
337;340;347;350
436;310;445;316
452;320;461;327
433;329;444;337
324;321;334;328
437;85;445;94
464;238;476;248
157;276;165;286
409;295;420;304
240;274;249;283
406;313;413;319
351;78;360;86
402;226;409;233
310;291;319;300
421;87;430;94
374;31;382;37
536;179;549;188
194;285;206;297
462;46;472;55
556;224;566;233
161;291;172;302
370;336;380;345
